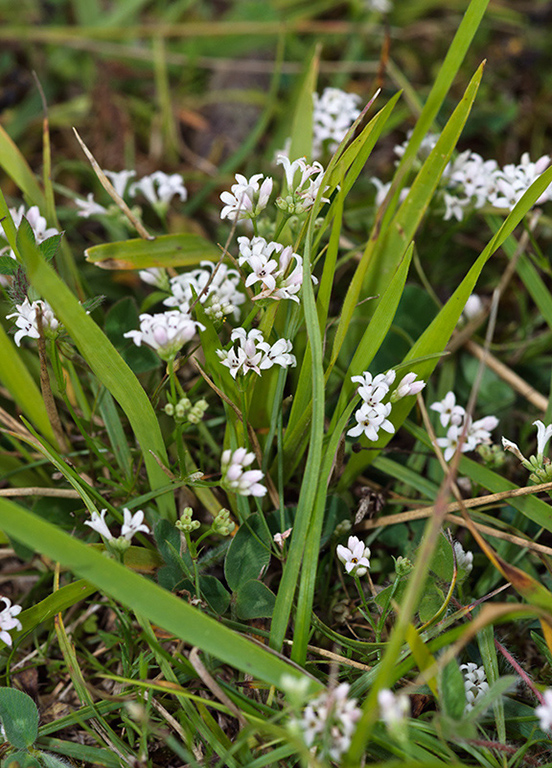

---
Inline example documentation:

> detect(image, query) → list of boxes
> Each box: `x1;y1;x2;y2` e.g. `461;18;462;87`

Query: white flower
164;262;245;320
392;372;426;401
347;401;394;442
378;689;410;727
436;424;472;462
501;436;525;462
7;298;59;346
430;392;465;428
130;171;187;206
274;527;293;549
123;309;204;360
462;293;484;321
104;169;136;198
0;597;22;647
0;205;59;264
276;156;330;214
238;236;304;303
221;448;267;497
85;509;114;541
467;415;498;446
365;0;392;13
336;535;371;577
85;508;150;543
216;327;296;378
220;173;273;221
75;192;108;218
533;420;552;459
460;662;489;711
536;689;552;731
121;508;150;539
453;541;473;574
312;87;362;158
443;192;470;222
139;267;170;291
295;682;361;762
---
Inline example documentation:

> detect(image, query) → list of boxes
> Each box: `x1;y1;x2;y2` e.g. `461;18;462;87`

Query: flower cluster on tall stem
237;236;303;303
220;448;267;497
430;391;498;462
347;369;425;442
219;173;273;222
124;309;204;362
216;327;295;379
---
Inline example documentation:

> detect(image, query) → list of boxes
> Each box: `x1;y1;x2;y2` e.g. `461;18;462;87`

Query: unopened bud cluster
165;397;208;424
212;508;236;536
176;506;200;533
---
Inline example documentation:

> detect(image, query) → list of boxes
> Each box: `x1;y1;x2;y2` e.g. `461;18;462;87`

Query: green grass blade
85;232;220;270
0;499;322;691
340;159;552;487
0;323;56;445
14;217;176;521
331;63;484;370
0;124;46;208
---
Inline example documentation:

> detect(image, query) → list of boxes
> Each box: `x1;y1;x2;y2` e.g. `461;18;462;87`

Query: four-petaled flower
7;298;59;347
336;535;371;577
0;597;22;647
220;173;273;221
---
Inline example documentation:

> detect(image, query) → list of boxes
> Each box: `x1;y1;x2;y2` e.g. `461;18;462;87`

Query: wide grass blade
85;232;221;270
14;216;176;520
0;499;322;691
0;124;46;208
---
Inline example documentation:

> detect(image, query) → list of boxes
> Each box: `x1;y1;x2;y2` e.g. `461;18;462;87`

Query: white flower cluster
336;535;371;577
76;169;187;217
0;204;59;262
365;0;393;12
163;261;246;320
378;688;410;729
7;298;59;347
502;419;552;483
430;392;498;462
220;173;273;222
85;508;150;542
0;597;22;647
124;309;204;361
295;682;362;761
276;155;330;215
536;689;552;731
347;369;425;442
216;328;295;379
460;662;489;711
237;236;303;303
453;541;473;574
312;87;362;159
442;151;552;221
372;134;552;222
221;447;267;497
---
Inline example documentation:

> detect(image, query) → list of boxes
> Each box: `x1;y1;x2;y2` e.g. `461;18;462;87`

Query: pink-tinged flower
391;372;426;401
0;597;22;647
221;448;267;497
123;309;204;361
336;535;371;577
274;527;293;549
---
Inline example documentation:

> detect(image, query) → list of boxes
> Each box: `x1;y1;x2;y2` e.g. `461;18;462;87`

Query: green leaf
418;584;444;624
235;580;276;620
440;659;466;720
0;255;19;274
0;499;322;692
84;233;220;270
38;234;62;263
14;204;176;520
225;516;271;592
0;687;39;748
